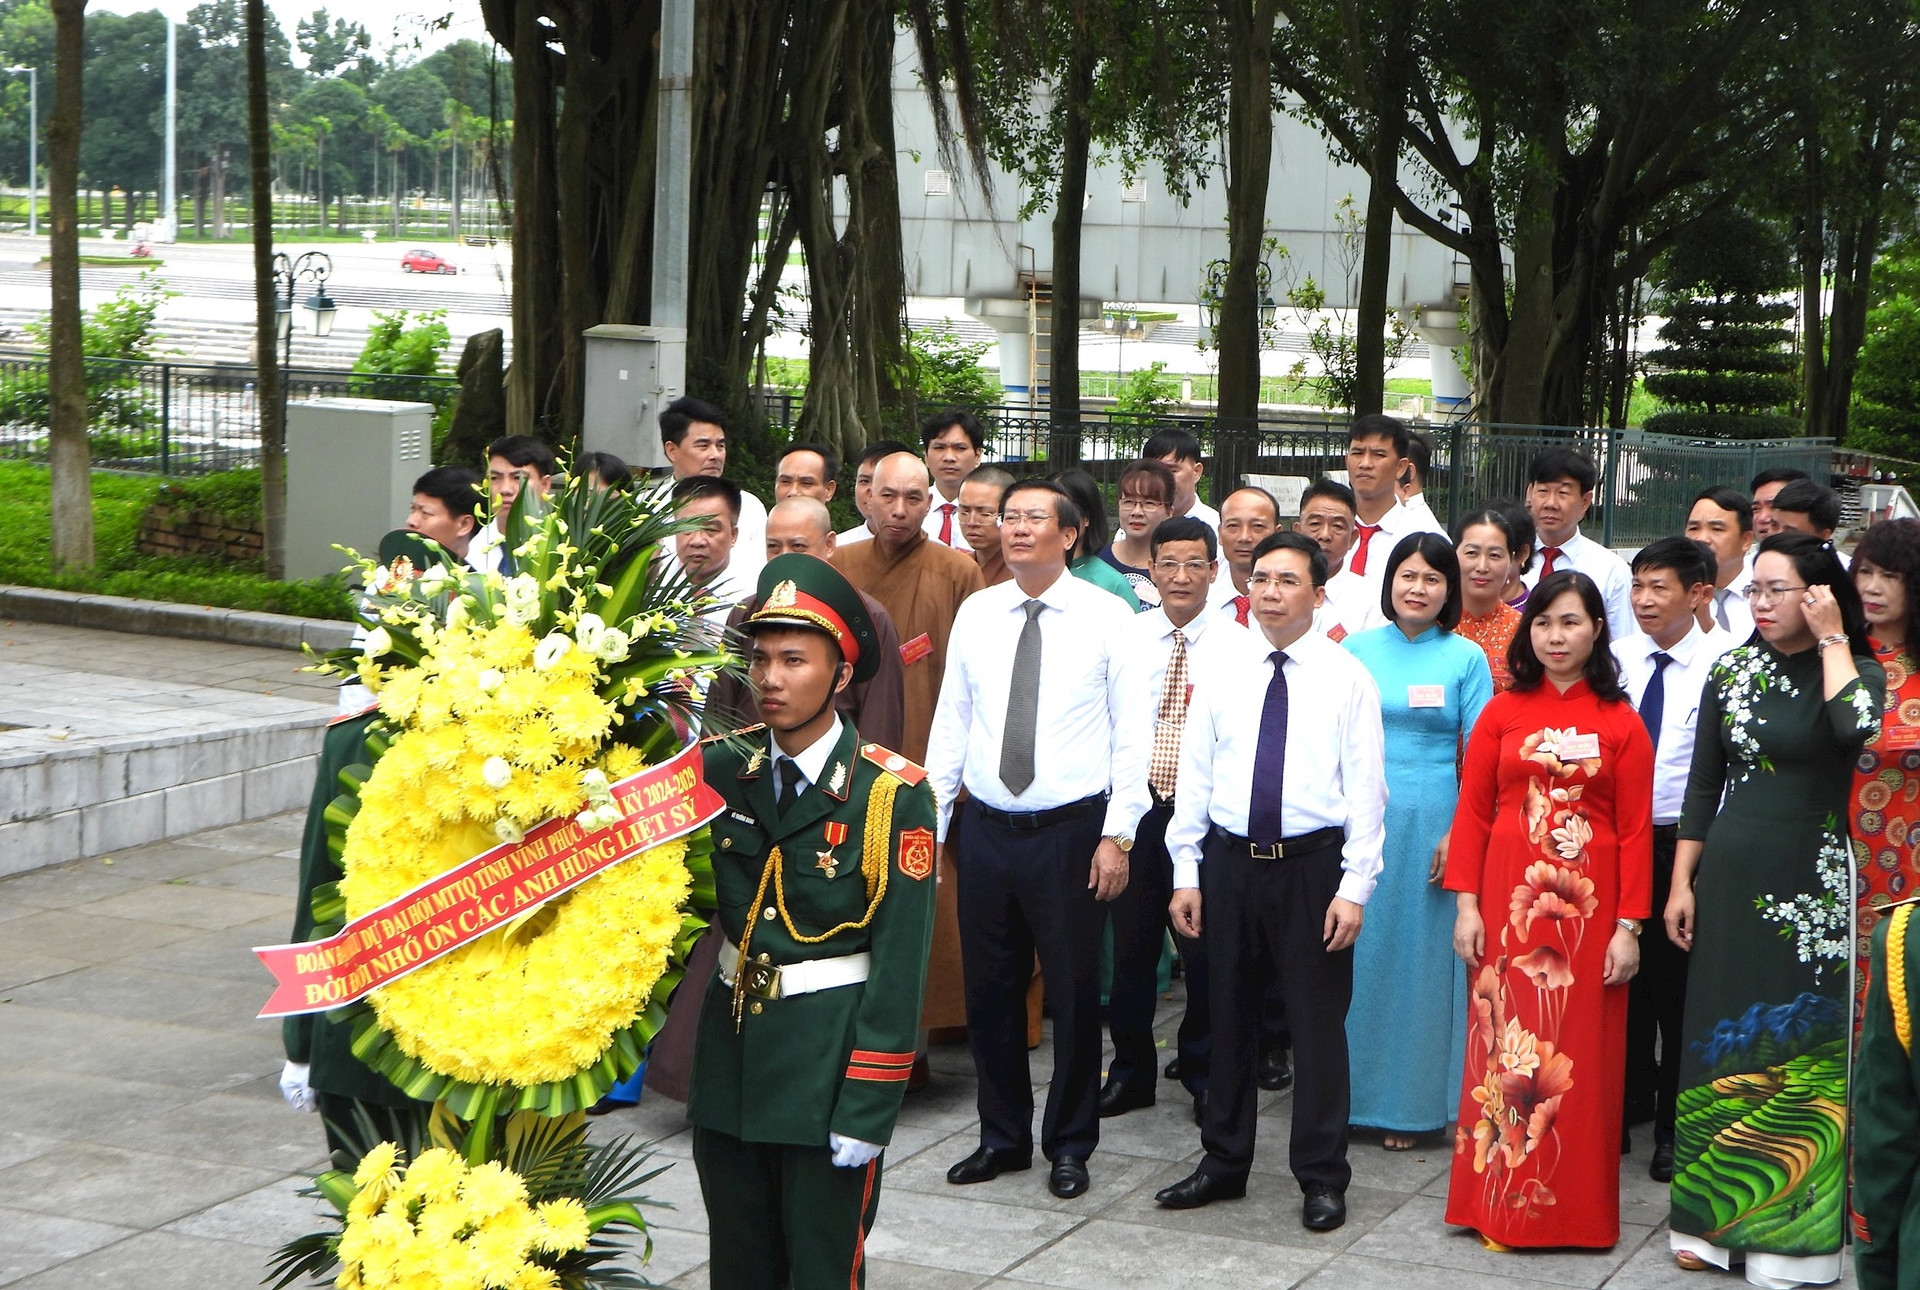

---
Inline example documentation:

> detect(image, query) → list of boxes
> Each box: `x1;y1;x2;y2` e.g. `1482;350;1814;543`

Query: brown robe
974;543;1013;587
833;531;984;1030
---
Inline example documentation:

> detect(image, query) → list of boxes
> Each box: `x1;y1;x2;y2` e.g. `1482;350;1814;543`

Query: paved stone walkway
0;810;1855;1289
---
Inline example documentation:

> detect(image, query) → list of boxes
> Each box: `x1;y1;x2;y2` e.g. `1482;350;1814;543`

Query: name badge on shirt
899;632;933;666
1558;731;1601;760
1885;721;1920;752
1407;684;1445;709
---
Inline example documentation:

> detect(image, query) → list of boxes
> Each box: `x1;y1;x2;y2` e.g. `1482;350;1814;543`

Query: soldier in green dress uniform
688;553;938;1290
1855;896;1920;1290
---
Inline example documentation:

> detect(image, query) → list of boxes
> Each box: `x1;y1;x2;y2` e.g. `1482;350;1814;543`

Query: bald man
704;497;907;751
959;464;1016;587
834;452;987;1046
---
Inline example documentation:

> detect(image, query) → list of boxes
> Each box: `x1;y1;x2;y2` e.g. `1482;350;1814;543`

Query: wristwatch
1105;834;1134;853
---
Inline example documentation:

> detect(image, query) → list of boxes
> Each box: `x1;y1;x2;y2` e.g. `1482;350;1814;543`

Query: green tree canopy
80;8;168;197
369;62;448;141
295;7;369;79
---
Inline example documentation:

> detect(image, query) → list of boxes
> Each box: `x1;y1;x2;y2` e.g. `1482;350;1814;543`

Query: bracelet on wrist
1817;634;1850;652
1616;917;1641;935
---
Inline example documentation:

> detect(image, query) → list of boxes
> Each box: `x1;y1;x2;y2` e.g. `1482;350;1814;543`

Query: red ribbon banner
253;742;724;1018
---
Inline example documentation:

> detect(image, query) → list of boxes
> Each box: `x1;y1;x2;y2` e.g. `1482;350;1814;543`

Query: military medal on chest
817;820;849;878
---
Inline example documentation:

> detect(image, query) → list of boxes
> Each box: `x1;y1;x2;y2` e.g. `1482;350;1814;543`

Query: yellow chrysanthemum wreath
342;615;690;1088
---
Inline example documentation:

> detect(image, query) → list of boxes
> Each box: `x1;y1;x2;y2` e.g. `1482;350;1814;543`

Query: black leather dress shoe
946;1145;1032;1185
1155;1168;1247;1209
1258;1045;1293;1092
1098;1080;1155;1117
1649;1139;1675;1182
1163;1055;1184;1081
1048;1156;1090;1198
1302;1183;1346;1230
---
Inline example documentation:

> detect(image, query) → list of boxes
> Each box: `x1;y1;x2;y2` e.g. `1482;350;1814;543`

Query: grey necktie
1715;590;1731;632
1000;599;1045;795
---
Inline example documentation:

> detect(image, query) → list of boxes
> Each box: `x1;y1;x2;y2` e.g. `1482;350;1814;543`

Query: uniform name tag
1558;731;1601;759
899;632;933;666
1407;685;1445;709
1326;623;1348;643
729;810;758;826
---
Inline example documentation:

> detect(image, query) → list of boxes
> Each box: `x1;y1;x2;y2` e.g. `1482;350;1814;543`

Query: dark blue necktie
1641;651;1672;752
1247;650;1290;846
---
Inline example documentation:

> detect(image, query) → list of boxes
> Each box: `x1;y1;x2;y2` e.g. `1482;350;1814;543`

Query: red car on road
400;248;457;275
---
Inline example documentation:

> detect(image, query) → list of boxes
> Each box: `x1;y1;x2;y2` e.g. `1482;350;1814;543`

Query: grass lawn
0;461;353;619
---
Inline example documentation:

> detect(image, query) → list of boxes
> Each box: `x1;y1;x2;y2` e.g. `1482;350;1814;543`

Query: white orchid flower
476;668;504;693
482;757;513;790
363;627;392;658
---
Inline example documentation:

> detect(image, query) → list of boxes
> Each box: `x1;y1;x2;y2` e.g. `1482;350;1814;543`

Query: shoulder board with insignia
701;722;768;745
859;742;927;786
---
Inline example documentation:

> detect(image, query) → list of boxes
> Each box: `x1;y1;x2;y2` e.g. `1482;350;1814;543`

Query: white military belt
718;939;871;1000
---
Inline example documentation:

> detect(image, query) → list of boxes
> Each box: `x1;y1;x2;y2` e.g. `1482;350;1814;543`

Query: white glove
828;1133;882;1168
279;1060;318;1113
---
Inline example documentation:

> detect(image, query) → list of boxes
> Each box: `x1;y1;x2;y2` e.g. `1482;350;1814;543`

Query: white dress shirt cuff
1173;860;1200;891
1335;871;1375;906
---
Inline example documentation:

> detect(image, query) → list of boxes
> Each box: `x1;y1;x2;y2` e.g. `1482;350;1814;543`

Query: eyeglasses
1743;583;1809;606
957;506;998;520
997;509;1057;527
1152;560;1212;576
1247;573;1308;591
1118;496;1167;512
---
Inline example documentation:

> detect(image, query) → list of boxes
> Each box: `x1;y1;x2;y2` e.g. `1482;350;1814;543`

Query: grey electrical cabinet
582;323;684;472
285;398;435;581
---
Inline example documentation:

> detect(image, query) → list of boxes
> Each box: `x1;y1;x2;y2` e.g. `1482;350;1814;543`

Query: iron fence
0;353;460;474
955;407;1834;550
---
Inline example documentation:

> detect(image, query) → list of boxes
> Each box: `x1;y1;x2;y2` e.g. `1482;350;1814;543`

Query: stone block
69;594;155;637
78;791;166;856
126;740;215;796
162;772;246;837
243;757;316;819
0;811;82;876
214;610;306;651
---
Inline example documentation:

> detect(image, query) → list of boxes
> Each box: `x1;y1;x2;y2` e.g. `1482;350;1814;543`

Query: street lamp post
3;65;36;237
271;250;338;424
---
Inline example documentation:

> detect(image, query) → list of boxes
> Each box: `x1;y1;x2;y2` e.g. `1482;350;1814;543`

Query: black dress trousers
1198;827;1353;1191
955;797;1107;1163
1625;828;1686;1137
1106;797;1210;1097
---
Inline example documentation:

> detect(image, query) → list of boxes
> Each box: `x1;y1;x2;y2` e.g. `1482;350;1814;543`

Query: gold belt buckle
743;955;784;1000
1249;840;1279;860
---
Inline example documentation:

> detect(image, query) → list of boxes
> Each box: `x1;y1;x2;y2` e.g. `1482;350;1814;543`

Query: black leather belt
975;794;1106;831
1652;823;1680;843
1212;824;1343;860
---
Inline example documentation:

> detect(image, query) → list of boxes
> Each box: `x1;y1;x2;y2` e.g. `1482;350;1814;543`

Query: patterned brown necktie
1148;629;1188;799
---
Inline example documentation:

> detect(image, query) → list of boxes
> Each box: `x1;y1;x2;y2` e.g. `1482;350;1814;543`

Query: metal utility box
582;323;684;472
285;398;434;581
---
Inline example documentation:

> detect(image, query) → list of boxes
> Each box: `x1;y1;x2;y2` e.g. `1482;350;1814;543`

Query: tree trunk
47;0;93;572
1797;89;1827;435
247;0;285;578
501;0;562;439
212;146;226;238
1351;0;1411;418
846;0;908;437
1048;32;1093;429
1216;0;1279;491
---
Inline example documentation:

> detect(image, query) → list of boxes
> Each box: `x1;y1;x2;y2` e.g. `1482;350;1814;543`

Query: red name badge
1885;722;1920;752
900;632;933;666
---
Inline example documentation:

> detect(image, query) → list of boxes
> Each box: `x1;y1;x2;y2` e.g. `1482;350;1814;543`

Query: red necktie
1539;546;1563;579
1350;524;1382;576
938;502;955;545
1234;595;1250;627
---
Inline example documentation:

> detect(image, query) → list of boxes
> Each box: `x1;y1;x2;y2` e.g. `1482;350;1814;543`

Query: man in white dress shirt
925;479;1152;1201
1101;516;1234;1126
1294;479;1382;641
1208;486;1280;622
920;412;984;549
837;439;912;546
673;476;754;629
1686;486;1755;639
1345;415;1447;614
1520;445;1634;637
1158;531;1387;1232
660;397;767;583
1146;428;1221;533
468;436;557;576
1613;536;1736;1186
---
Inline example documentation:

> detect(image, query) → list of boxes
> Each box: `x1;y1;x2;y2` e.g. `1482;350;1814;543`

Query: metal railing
958;408;1834;550
0;354;460;474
